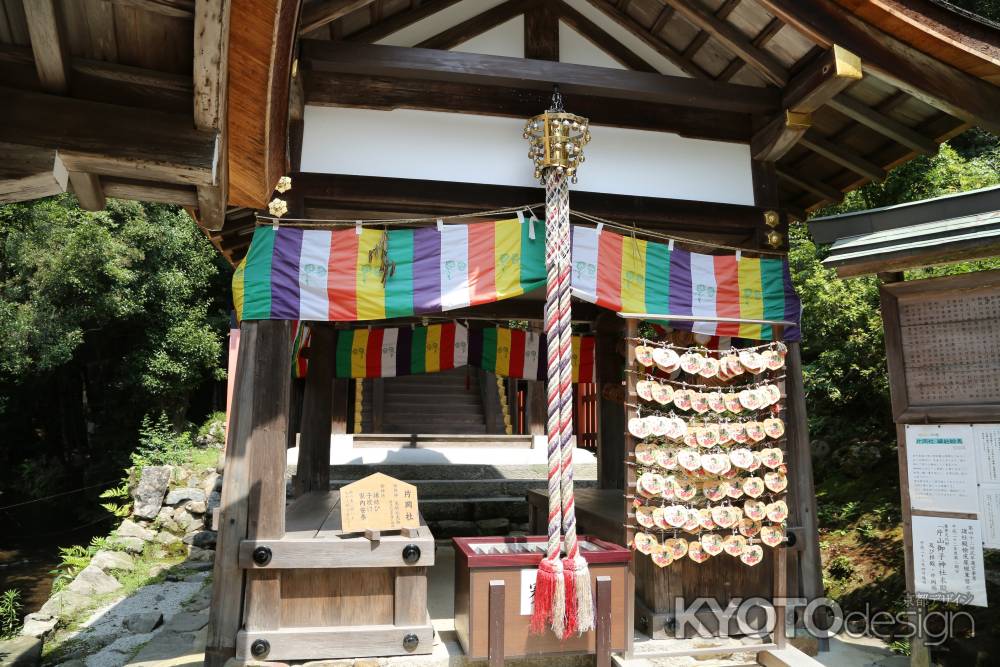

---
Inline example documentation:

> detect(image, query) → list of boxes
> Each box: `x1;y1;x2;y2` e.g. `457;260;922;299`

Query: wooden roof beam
343;0;464;42
581;0;712;79
776;167;843;205
192;0;230;231
301;0;377;35
300;40;779;113
68;172;106;210
0;87;218;186
0;144;68;203
416;0;532;50
782;45;862;113
303;71;753;141
757;0;1000;132
681;0;741;63
716;17;783;82
553;1;657;73
105;0;195;19
827;93;938;154
799;129;887;182
663;0;788;86
525;0;559;62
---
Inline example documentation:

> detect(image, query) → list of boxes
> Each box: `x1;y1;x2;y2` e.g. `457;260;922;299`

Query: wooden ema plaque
339;472;419;534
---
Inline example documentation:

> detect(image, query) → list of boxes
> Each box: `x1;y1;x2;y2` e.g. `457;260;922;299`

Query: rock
90;550;136;572
132;465;171;519
182;561;213;572
299;661;355;667
187;546;215;561
0;636;42;667
185;500;207;514
206;490;221;514
106;536;144;554
155;531;182;547
54;661;86;667
66;564;122;596
476;517;510;535
164;610;209;632
19;613;57;640
155;506;175;524
123;611;163;634
117;518;156;541
182;530;217;548
201;472;221;495
39;591;92;618
429;519;477;538
164;487;206;506
216;452;225;473
172;508;199;533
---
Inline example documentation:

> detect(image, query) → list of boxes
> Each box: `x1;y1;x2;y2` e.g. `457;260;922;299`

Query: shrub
131;413;195;468
0;589;21;639
827;555;855;581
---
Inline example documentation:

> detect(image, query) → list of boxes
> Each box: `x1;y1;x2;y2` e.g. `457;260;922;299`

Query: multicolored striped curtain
234;218;545;322
290;321;311;379
333;322;469;379
234;221;801;341
571;227;800;341
469;327;597;383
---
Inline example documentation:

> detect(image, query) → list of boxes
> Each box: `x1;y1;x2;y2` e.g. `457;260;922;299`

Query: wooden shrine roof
1;0;999;265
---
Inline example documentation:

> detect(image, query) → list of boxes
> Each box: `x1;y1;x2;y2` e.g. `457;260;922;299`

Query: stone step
295;462;598;481
329;477;598;499
352;434;533;448
380;424;489;434
383;413;486;423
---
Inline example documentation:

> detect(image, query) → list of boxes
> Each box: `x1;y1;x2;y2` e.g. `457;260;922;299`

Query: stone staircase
361;368;495;434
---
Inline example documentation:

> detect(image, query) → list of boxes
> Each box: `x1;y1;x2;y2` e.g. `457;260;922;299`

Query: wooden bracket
751;111;811;162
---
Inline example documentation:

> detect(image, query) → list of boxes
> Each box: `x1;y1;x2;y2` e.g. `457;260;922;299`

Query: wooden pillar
595;311;625;490
295;323;334;496
332;377;348;435
205;320;291;667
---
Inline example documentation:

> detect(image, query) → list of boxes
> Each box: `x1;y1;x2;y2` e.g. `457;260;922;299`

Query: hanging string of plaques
626;336;790;567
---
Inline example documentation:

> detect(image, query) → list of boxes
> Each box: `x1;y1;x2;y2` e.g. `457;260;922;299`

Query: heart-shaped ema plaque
664;538;689;559
653;347;680;372
724;393;744;414
636;505;656;528
723;534;748;557
738;517;762;538
766;500;788;523
635;442;656;466
651;551;674;568
729;448;754;469
711;505;741;529
706;392;727;413
701;533;724;556
636;380;654;402
765;471;787;493
633;532;659;555
680;352;704;375
699;357;720;379
628;417;651;439
740;544;764;567
674;480;698;502
764;418;785;439
687;540;712;563
673;389;693;411
744;499;767;521
652;382;674;406
760;525;785;547
743;477;766;498
760;448;784;469
677;449;702;472
635;345;655;367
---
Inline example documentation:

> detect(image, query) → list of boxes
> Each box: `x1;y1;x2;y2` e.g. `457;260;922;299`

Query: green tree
0;196;229;519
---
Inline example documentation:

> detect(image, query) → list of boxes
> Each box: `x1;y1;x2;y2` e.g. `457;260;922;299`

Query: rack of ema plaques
234;489;436;661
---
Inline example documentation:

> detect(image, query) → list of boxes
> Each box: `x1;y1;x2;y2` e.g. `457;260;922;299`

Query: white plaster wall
451;16;523;57
377;0;507;47
558;21;626;69
301;106;755;205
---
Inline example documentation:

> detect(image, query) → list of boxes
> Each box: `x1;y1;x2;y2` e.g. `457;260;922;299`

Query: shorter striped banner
332;323;469;379
469;327;596;383
290;321;311;379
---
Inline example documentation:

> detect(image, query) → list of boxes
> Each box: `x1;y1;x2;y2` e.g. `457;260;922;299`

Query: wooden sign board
340;472;419;533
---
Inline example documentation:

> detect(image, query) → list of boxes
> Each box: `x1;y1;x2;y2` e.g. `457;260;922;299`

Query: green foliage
0;195;230;528
947;0;1000;23
0;589;21;639
99;481;132;518
50;536;113;592
131;413;196;468
827;555;856;581
888;639;912;656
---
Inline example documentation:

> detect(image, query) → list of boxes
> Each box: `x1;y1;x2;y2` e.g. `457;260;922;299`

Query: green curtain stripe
644;242;670;315
385;229;415;319
410;326;427;375
481;327;498;373
335;330;354;379
519;219;547;293
242;226;276;319
760;258;786;341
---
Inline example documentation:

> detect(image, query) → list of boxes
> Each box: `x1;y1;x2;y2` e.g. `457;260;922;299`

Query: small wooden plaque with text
339;472;420;534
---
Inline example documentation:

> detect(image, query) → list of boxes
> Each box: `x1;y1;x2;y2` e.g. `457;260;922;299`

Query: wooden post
596;575;612;667
488;579;505;667
623;318;637;655
785;341;824;646
596;311;625;490
205;320;292;667
295;324;334;496
332;376;348;436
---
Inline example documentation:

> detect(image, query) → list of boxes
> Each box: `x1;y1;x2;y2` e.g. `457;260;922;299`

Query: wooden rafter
554;1;657;73
716;17;783;82
751;110;810;162
776;167;843;205
757;0;1000;132
582;0;713;78
300;0;376;35
681;0;741;62
799;129;886;182
0;144;68;203
301;40;779;113
663;0;787;86
782;45;862;113
650;5;675;35
827;93;938;154
68;172;106;210
105;0;195;19
416;0;531;51
23;0;70;94
344;0;464;43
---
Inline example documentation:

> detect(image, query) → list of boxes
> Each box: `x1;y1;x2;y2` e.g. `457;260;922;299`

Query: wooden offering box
235;491;435;661
454;536;631;659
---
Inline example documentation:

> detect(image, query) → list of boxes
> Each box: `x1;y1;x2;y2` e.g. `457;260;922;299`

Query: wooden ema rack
234;490;435;661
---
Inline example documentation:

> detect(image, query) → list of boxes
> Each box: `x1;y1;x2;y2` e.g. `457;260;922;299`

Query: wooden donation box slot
236;474;435;661
453;536;631;659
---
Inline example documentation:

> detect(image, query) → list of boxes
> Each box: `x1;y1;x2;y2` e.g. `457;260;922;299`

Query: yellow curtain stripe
350;329;369;378
355;228;386;321
494;218;522;300
426;324;442;373
620;236;647;314
496;327;512;377
737;257;764;340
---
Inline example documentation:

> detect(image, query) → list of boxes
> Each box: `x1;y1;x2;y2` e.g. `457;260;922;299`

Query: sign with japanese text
911;515;987;607
339;472;419;533
904;424;978;514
